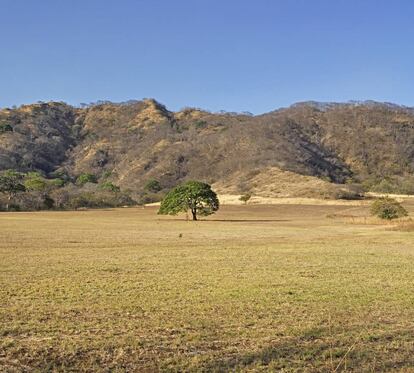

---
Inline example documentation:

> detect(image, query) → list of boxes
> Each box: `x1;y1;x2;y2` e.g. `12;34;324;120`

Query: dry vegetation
1;201;414;371
213;167;343;198
3;100;414;199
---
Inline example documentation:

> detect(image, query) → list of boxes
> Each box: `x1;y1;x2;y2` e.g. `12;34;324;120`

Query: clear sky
1;0;413;113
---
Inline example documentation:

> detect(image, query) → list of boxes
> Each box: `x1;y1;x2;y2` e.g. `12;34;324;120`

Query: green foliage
24;174;48;192
138;192;163;205
49;178;65;187
0;170;26;210
49;170;71;183
158;180;219;220
370;197;408;220
239;193;252;204
99;181;120;192
102;170;112;179
0;123;13;133
369;179;395;194
366;176;414;195
24;172;64;193
0;170;26;195
68;191;135;209
0;168;137;211
144;179;162;193
76;173;97;186
194;120;207;129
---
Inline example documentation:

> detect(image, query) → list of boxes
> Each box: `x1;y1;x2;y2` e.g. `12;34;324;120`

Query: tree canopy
76;173;97;186
24;172;48;192
144;179;162;193
239;193;252;204
0;170;26;210
370;197;408;220
158;180;219;220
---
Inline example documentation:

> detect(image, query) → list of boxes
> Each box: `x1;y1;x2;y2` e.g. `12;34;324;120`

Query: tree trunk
191;209;197;221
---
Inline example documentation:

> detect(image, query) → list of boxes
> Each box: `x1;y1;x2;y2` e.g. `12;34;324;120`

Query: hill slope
1;99;414;197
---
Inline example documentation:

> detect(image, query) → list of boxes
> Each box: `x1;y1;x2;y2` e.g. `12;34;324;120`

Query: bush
367;176;414;195
49;170;71;183
370;179;395;194
76;173;97;186
144;179;162;193
50;189;70;209
49;178;65;187
99;181;120;192
68;190;136;209
7;203;21;211
239;193;252;204
194;120;207;129
0;123;13;133
138;191;163;205
333;185;364;200
43;196;55;209
370;197;408;220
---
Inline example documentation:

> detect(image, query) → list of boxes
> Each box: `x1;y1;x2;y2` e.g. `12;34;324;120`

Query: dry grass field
1;202;414;372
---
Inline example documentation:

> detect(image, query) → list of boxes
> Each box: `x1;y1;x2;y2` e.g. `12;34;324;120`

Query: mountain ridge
1;99;414;198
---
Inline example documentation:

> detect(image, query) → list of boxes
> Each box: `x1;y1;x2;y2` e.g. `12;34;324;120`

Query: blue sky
1;0;413;113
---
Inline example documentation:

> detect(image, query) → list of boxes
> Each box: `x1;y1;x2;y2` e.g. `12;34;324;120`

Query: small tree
50;188;70;209
158;180;219;220
144;179;162;193
0;170;26;210
24;173;63;209
0;123;13;133
99;181;120;192
239;193;251;205
370;197;408;220
76;173;97;186
24;172;48;192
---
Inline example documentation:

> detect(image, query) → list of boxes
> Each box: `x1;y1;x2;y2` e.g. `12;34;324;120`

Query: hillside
1;99;414;198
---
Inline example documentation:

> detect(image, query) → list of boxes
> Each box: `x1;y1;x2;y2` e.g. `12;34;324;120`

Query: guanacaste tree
158;180;219;220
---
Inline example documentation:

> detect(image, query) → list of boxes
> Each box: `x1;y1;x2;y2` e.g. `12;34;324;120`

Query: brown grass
1;203;414;371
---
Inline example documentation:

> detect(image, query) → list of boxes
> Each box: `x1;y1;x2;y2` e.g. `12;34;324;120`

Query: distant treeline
0;170;167;211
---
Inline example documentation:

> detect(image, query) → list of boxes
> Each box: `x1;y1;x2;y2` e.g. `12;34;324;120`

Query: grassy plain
1;202;414;372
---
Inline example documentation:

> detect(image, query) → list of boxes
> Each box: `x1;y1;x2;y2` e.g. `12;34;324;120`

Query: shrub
50;189;70;209
0;123;13;133
367;176;414;195
49;178;64;187
370;197;408;220
24;175;48;192
76;173;97;186
68;190;136;209
144;179;162;193
239;193;252;204
7;203;21;211
0;170;26;210
138;192;163;205
194;120;207;129
333;185;364;200
370;179;395;194
43;196;55;209
99;181;120;192
102;170;112;179
49;170;71;183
